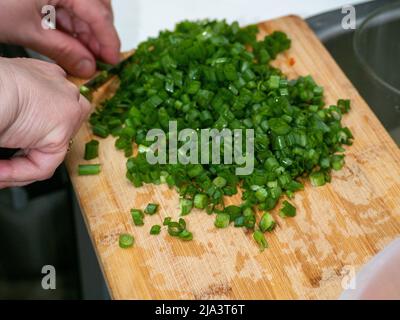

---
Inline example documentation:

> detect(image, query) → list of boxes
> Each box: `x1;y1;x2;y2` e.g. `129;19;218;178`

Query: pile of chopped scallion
82;20;353;251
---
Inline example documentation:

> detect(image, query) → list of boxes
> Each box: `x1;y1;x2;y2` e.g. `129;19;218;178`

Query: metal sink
307;0;400;145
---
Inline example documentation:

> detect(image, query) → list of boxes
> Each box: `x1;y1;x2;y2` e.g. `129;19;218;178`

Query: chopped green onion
163;217;172;226
214;213;230;228
78;164;101;176
253;230;268;251
178;229;193;241
259;212;276;232
167;222;183;236
180;199;193;216
213;176;227;188
244;214;256;229
92;124;109;138
194;193;208;209
119;233;134;248
150;225;161;235
224;205;242;222
280;200;296;218
331;154;345;171
84;140;99;160
87;20;353;251
144;203;159;215
310;171;326;187
234;216;245;227
178;218;186;230
131;209;144;226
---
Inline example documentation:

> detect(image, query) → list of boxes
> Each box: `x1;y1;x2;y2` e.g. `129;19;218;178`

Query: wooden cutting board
66;15;400;299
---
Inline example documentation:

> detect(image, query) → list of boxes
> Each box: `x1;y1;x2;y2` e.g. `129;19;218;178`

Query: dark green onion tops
84;139;99;160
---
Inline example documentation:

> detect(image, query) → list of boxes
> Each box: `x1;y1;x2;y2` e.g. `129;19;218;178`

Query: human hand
0;0;121;78
0;57;91;188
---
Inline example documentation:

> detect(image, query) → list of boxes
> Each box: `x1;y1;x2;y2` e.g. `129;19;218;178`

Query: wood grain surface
65;15;400;299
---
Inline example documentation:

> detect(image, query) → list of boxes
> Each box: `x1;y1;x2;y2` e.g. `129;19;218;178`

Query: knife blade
0;147;19;160
81;57;133;92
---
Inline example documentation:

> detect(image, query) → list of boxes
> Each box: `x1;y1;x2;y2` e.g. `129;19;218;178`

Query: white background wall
112;0;368;51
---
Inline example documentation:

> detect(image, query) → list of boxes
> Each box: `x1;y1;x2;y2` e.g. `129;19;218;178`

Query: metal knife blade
0;147;19;160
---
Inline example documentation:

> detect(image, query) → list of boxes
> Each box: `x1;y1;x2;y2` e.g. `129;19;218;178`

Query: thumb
29;29;96;78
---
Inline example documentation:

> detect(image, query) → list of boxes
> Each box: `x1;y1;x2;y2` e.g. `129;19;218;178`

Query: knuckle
80;96;92;115
66;80;80;98
70;101;84;120
50;63;66;76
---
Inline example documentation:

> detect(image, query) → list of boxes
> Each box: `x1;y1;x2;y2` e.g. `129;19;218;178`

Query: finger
72;16;101;56
56;7;74;34
99;0;114;21
0;180;36;189
0;148;67;182
72;94;92;135
62;0;121;64
31;28;96;78
57;8;102;57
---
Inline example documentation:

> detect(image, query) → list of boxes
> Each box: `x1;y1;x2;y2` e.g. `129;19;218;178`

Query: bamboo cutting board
66;15;400;299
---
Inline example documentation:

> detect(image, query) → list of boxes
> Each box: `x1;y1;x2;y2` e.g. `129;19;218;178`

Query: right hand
0;57;91;188
0;0;121;78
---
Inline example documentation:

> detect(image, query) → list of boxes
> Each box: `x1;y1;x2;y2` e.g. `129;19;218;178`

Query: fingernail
76;59;94;77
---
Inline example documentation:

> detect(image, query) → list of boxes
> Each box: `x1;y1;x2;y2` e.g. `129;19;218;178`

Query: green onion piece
131;209;144;226
280;200;296;218
234;216;245;227
78;164;101;176
163;217;172;226
259;212;276;232
180;199;193;216
194;193;208;209
144;203;159;215
119;233;134;248
310;171;326;187
213;176;227;188
84;140;99;160
178;229;193;241
150;225;161;235
168;221;183;236
92;124;109;138
242;207;254;217
214;213;230;228
224;205;242;222
253;230;268;251
267;75;280;89
331;154;345;171
255;187;268;202
178;218;186;230
244;214;256;229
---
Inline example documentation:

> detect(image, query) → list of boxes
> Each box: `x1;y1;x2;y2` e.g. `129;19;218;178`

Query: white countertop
113;0;368;51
